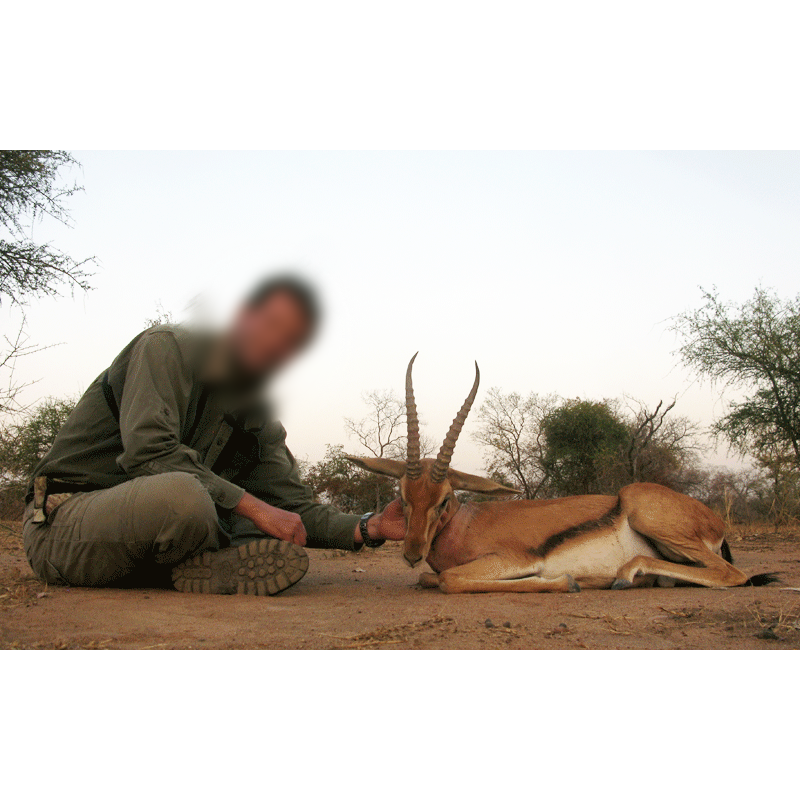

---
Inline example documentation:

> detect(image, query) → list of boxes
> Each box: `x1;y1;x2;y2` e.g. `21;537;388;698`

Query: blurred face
229;290;312;378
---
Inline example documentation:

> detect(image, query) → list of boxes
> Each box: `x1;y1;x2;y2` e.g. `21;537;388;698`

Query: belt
25;475;105;516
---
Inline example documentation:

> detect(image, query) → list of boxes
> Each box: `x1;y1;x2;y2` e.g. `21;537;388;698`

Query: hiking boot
172;539;309;596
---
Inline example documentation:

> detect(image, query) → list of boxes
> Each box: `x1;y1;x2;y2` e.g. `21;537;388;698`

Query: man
23;276;406;595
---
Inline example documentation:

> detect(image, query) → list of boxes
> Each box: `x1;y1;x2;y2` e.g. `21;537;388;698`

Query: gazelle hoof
610;578;632;590
418;572;440;589
566;575;581;593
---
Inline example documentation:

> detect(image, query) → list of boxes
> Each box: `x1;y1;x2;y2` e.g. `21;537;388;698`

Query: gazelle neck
427;497;477;573
436;495;461;534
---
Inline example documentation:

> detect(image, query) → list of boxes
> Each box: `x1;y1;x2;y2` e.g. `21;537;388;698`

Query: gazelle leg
617;485;749;589
438;555;580;594
611;551;749;590
418;572;440;589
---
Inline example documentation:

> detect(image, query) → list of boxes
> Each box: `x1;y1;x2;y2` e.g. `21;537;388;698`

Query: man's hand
234;492;307;546
356;498;406;544
375;498;406;540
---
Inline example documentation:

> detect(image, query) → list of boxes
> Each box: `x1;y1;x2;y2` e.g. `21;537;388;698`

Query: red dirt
1;522;798;649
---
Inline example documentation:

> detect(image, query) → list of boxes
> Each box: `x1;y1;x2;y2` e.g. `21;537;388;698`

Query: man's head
228;274;321;378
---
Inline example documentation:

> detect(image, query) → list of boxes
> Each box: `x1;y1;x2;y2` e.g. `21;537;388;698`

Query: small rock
36;592;50;599
503;621;512;628
353;568;366;573
484;618;495;628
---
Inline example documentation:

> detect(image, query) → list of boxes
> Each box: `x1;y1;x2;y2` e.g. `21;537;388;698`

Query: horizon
7;150;800;475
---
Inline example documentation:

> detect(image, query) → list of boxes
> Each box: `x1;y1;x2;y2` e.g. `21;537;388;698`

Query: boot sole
172;539;309;596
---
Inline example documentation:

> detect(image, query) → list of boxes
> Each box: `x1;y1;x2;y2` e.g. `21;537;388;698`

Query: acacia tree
344;389;434;510
344;390;408;460
674;287;800;465
0;323;50;415
0;151;93;306
542;399;631;495
626;398;676;480
472;388;558;499
0;151;94;413
624;397;704;490
474;390;702;498
691;466;767;524
0;396;76;513
304;444;397;515
752;442;800;527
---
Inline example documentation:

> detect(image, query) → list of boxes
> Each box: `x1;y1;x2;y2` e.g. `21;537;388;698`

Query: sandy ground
1;521;798;649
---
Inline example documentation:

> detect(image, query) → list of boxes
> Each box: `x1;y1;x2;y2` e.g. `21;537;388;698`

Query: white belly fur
538;519;659;584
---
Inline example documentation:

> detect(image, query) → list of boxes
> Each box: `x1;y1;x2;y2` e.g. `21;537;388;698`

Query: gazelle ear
447;468;521;497
345;455;407;480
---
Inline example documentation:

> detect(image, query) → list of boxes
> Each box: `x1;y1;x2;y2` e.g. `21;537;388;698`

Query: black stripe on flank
528;498;623;559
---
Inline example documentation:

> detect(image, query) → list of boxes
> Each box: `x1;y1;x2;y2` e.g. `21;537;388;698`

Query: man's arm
233;490;404;548
236;426;405;549
233;491;308;545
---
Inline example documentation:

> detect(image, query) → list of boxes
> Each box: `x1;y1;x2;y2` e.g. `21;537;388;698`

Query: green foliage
475;388;702;498
542;399;630;495
0;150;93;306
0;396;76;504
674;287;800;464
304;444;397;514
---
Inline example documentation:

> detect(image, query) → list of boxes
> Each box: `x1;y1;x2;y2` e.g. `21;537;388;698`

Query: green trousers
23;472;261;588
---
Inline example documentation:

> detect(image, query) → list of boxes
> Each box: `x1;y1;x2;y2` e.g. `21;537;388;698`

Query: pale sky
10;151;800;474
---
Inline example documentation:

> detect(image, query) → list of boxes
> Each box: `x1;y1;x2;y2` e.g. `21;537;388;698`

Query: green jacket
30;324;360;550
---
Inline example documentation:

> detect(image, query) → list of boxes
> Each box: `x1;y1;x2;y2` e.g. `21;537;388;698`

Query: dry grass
746;599;800;640
1;637;116;650
0;518;23;546
726;521;800;548
0;574;48;609
0;518;49;611
675;598;800;643
320;614;458;648
567;611;637;636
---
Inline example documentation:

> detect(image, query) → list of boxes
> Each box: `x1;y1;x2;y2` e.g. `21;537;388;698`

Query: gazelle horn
405;352;422;480
430;362;480;484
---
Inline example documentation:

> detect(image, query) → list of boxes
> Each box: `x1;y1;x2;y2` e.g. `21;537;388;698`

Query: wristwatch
359;512;386;548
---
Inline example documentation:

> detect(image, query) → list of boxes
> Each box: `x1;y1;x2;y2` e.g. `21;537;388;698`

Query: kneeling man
23;276;404;595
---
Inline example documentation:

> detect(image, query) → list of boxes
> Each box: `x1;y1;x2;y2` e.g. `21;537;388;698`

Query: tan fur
413;475;748;593
350;450;749;595
347;360;755;593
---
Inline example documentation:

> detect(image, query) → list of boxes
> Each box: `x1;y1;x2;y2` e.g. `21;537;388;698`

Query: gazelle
347;355;776;593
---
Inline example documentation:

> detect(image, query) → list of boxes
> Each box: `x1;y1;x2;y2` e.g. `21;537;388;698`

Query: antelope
346;355;776;594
